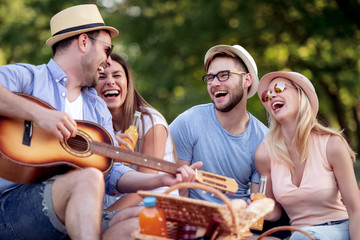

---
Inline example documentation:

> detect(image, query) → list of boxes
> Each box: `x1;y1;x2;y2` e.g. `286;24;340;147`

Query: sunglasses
88;36;113;58
261;81;293;102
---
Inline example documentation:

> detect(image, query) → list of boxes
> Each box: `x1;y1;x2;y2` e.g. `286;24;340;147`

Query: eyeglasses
202;70;246;85
261;81;293;102
88;36;113;58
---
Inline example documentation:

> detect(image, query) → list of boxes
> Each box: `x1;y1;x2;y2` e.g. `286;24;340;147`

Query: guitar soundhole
61;129;92;158
67;135;88;152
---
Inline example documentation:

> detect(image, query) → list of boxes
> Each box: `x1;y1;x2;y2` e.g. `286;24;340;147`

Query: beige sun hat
204;44;259;98
46;4;119;47
257;71;319;114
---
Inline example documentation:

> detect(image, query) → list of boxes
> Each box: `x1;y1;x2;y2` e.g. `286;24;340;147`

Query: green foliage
1;0;359;181
0;0;94;64
101;0;360;152
102;0;360;182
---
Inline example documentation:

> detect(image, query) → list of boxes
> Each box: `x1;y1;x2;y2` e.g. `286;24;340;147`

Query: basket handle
257;226;315;240
163;182;240;235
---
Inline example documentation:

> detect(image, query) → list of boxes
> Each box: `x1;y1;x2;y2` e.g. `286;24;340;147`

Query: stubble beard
213;84;244;113
80;53;98;88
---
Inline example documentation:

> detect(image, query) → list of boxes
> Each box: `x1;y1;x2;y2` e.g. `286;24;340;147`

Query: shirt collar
47;58;98;98
47;59;67;84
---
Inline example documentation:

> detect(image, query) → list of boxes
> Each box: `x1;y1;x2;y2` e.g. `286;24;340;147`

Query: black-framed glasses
202;70;246;85
261;81;294;102
88;36;113;58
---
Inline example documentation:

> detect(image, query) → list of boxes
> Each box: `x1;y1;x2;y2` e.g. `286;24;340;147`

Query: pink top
270;133;348;227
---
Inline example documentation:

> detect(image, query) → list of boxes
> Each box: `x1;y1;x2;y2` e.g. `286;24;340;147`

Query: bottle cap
143;196;157;207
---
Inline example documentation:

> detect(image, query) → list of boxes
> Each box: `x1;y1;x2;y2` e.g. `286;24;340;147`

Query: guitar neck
91;141;179;175
0;93;238;192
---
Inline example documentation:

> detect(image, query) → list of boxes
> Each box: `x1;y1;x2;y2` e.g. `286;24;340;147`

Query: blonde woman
254;71;360;239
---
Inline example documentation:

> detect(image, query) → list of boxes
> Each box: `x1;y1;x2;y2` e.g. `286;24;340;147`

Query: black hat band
52;23;106;37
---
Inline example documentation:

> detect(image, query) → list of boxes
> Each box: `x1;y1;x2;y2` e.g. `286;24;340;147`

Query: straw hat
257;71;319;114
46;4;119;47
204;45;259;98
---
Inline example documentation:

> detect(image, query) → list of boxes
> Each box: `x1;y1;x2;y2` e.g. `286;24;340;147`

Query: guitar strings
62;139;232;192
65;138;177;172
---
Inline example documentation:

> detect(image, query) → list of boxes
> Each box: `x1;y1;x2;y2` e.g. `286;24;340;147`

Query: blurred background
1;0;359;183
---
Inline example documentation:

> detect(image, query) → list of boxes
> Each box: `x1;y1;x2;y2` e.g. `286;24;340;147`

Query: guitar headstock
195;169;238;195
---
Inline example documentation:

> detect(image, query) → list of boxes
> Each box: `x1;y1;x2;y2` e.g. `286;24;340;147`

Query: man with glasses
0;4;200;240
170;44;268;203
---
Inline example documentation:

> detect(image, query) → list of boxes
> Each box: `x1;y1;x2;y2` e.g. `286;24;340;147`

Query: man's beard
80;54;98;88
213;86;244;112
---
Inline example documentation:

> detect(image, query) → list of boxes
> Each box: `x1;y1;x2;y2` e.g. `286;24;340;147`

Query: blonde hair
265;83;355;172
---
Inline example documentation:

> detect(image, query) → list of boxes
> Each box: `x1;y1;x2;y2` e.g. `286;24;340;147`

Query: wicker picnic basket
132;182;275;240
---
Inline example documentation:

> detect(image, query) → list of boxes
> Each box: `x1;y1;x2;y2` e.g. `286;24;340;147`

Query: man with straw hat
0;4;201;240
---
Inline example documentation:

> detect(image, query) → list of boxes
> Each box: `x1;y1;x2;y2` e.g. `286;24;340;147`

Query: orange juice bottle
139;196;168;237
120;111;141;150
250;175;267;231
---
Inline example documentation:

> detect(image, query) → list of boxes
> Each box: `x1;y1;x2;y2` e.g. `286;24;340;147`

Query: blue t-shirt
170;103;268;203
0;59;132;196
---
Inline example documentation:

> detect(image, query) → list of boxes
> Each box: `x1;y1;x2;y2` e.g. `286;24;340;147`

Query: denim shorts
0;181;67;240
290;219;349;240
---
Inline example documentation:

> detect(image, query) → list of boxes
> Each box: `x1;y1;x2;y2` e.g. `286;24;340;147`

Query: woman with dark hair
96;53;178;211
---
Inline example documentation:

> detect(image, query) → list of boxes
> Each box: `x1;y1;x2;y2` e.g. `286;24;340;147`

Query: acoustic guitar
0;94;238;194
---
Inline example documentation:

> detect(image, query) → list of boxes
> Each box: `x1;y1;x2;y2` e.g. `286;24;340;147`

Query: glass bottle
195;216;222;240
250;175;267;231
120;111;141;150
139;196;168;238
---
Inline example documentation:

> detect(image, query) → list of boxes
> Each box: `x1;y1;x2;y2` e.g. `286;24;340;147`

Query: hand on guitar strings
35;109;77;141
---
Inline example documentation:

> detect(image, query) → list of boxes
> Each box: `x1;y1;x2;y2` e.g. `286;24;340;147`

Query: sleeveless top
270;133;348;227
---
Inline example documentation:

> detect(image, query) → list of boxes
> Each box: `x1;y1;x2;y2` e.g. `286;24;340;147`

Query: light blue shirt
170;103;268;203
0;59;132;196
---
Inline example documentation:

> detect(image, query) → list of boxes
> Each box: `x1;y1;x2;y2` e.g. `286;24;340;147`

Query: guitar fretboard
91;141;179;175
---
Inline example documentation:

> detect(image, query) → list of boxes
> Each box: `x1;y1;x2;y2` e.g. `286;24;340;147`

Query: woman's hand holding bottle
116;111;141;151
115;132;136;151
